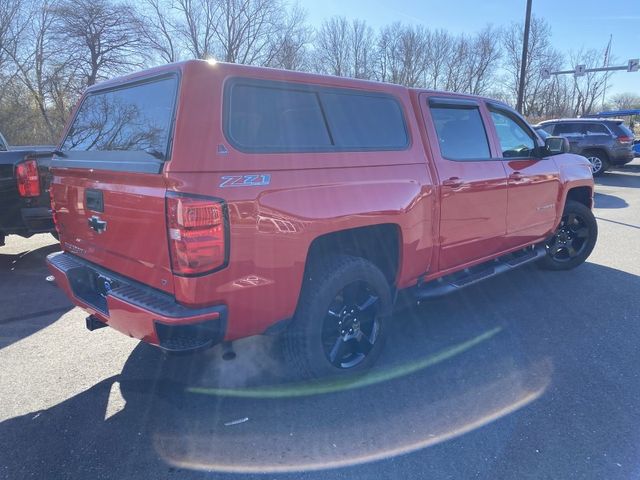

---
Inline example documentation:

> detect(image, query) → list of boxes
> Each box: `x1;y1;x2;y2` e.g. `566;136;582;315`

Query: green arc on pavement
188;326;503;399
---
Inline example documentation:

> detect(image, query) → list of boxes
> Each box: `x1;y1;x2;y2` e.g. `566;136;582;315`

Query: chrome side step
413;244;546;300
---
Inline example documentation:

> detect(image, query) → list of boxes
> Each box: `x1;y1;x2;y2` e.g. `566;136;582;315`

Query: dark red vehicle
47;60;597;378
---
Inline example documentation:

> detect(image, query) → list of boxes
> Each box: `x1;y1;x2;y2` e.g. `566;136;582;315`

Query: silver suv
536;118;635;176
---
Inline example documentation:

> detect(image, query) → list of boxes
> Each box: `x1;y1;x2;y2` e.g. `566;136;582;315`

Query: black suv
536;119;635;176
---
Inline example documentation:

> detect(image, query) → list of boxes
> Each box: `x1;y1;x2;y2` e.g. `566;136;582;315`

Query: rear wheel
538;200;597;271
283;255;392;379
584;151;609;176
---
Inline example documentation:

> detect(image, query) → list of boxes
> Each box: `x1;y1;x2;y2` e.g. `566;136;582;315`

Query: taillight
16;158;40;197
617;135;633;145
166;193;228;276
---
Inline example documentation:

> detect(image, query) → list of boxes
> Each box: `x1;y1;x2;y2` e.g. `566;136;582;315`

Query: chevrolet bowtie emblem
88;215;107;234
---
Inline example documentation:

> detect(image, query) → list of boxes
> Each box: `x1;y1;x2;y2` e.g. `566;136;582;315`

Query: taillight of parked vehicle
166;193;228;276
617;135;633;145
16;158;40;197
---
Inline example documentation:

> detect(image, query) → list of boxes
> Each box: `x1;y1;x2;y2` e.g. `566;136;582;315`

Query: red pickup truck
47;60;597;378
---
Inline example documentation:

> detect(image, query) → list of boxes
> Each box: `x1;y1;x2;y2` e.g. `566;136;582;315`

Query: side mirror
544;136;570;155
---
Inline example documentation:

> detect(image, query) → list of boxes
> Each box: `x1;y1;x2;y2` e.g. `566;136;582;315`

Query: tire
538;200;598;271
283;255;392;379
584;151;609;177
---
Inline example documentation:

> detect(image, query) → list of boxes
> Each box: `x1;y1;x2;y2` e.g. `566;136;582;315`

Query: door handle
442;176;463;188
509;172;524;181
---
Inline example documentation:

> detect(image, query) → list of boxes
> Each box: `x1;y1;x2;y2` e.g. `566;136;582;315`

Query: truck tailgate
51;168;173;294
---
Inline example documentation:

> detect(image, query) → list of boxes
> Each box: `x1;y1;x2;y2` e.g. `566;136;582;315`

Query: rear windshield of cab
58;74;179;173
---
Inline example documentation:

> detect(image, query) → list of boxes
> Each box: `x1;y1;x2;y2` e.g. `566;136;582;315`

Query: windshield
535;127;551;139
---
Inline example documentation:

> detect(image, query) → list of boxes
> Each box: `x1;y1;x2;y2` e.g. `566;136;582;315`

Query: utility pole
516;0;533;114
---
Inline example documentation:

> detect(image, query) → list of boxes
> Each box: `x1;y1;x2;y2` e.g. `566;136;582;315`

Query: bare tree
264;4;311;71
610;92;640;110
376;22;429;87
398;24;429;87
541;75;573;119
569;48;615;116
443;35;470;92
424;29;452;90
314;16;351;76
350;19;375;79
213;0;291;64
54;0;147;86
502;16;562;116
3;0;77;140
465;25;502;95
175;0;297;65
174;0;220;59
136;0;181;64
314;16;376;79
0;0;22;71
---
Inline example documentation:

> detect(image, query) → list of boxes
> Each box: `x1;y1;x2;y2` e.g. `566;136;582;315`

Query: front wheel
283;255;392;379
537;200;598;271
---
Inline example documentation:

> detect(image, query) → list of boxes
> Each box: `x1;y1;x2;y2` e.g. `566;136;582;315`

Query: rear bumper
609;149;635;165
0;205;53;237
21;206;54;233
46;251;227;352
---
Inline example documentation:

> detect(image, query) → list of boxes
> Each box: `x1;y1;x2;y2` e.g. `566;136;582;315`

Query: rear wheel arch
303;223;402;288
582;147;609;161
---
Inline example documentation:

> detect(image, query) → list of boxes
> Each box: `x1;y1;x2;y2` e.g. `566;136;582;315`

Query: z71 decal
219;174;271;188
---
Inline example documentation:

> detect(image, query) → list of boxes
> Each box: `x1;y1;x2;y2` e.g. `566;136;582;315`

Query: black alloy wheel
321;281;381;369
283;255;392;379
538;200;597;271
545;212;590;263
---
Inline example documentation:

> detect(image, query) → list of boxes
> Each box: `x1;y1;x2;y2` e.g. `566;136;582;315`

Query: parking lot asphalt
2;160;640;480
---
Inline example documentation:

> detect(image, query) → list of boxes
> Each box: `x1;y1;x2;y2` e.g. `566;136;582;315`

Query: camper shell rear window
57;74;179;173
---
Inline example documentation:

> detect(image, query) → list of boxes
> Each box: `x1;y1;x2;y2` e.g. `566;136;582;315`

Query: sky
299;0;640;98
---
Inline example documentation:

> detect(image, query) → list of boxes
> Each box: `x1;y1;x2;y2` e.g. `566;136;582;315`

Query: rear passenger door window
584;123;610;136
429;104;491;160
489;109;536;158
554;123;583;137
